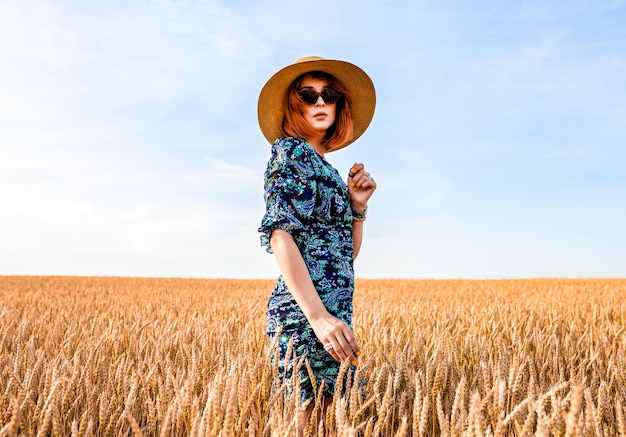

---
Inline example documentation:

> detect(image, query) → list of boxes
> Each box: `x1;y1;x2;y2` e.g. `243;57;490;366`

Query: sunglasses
297;88;343;105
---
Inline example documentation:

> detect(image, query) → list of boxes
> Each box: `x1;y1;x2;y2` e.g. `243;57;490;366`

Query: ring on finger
323;343;334;351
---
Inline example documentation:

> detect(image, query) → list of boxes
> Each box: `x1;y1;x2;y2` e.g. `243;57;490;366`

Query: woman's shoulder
271;137;313;162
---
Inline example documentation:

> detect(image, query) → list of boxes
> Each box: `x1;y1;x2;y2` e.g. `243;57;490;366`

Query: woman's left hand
347;162;377;210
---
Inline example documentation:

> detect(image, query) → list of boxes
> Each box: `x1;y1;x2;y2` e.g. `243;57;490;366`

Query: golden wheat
1;276;625;436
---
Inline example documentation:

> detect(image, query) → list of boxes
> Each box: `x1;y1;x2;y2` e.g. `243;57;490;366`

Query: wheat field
1;276;625;436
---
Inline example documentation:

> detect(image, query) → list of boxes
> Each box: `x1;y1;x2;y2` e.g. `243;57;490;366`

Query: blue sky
1;0;624;278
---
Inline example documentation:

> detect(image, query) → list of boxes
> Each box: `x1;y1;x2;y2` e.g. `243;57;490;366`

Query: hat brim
257;57;376;152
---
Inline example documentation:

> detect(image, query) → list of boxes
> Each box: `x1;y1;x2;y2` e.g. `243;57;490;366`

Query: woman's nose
315;95;325;106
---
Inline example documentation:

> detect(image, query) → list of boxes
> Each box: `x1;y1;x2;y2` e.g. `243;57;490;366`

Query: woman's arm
348;163;377;260
270;229;326;320
352;218;364;260
270;229;360;362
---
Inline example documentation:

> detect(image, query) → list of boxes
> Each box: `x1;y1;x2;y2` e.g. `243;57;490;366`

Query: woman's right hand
309;313;360;363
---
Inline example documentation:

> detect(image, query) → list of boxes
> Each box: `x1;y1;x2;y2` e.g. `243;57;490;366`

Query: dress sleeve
259;138;317;253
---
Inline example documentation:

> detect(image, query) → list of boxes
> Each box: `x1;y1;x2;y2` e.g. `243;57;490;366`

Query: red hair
282;71;354;151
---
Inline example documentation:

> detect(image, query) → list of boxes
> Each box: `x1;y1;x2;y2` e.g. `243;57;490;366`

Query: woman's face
298;75;337;135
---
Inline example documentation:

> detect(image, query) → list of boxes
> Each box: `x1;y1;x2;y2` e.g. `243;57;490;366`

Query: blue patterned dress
259;136;355;402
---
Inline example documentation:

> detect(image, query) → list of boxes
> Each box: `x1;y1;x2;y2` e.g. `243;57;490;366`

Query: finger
327;329;350;361
353;172;370;186
344;333;360;358
349;172;369;191
338;330;360;362
348;163;364;178
351;168;367;178
350;167;373;184
344;335;360;365
331;346;343;362
352;163;364;172
334;337;352;361
329;348;341;362
324;340;342;362
362;179;376;191
354;175;375;191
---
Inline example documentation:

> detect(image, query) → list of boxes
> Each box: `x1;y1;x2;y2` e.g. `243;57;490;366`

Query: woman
257;56;377;429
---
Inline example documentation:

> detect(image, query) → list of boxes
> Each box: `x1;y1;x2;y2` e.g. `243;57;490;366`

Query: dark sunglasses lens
299;90;319;105
322;89;342;104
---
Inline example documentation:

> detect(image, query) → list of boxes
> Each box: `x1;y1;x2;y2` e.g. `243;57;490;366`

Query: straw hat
257;56;376;151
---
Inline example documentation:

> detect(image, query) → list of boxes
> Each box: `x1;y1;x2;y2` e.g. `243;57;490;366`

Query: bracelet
352;206;367;221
